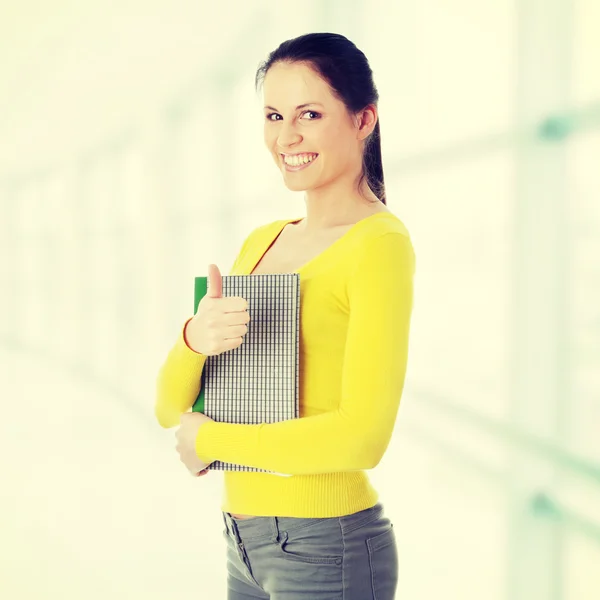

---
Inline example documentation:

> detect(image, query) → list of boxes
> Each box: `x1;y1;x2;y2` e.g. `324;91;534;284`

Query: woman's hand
185;263;250;355
175;412;215;476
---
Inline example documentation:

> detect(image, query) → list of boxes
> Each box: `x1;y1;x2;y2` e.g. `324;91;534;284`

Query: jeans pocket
276;520;344;565
366;525;399;600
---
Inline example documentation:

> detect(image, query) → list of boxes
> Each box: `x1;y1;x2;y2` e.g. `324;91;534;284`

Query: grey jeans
222;501;398;599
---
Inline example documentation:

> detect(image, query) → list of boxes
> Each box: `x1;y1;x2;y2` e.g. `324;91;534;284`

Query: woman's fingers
223;309;251;325
224;324;248;340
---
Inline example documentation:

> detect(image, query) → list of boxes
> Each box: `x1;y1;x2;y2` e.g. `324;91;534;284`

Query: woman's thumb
207;264;223;298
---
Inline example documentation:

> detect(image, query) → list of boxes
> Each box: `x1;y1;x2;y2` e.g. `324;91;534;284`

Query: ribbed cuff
195;420;218;463
171;321;207;373
195;420;261;467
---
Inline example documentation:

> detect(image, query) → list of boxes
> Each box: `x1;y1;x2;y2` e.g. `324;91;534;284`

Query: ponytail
360;119;386;204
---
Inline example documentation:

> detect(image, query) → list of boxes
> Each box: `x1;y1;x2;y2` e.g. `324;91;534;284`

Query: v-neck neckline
246;211;395;276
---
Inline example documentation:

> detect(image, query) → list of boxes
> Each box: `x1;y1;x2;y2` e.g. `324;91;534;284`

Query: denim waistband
222;501;384;543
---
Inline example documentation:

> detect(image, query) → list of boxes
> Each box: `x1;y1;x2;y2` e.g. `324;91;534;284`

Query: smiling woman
260;57;386;207
155;32;414;600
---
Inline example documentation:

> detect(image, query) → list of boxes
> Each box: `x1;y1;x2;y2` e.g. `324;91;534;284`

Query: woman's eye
265;111;320;122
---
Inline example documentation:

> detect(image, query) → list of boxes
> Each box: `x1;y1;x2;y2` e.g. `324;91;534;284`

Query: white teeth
283;153;317;166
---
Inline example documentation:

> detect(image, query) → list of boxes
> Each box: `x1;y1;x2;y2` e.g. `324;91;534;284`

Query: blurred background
1;0;599;598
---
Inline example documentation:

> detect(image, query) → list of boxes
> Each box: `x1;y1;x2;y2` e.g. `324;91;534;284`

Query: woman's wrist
183;317;204;355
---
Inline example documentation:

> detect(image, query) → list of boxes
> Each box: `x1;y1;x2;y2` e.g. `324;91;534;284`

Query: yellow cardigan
155;212;415;517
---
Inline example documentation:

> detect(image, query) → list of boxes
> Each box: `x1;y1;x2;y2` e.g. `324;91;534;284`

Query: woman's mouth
281;153;319;172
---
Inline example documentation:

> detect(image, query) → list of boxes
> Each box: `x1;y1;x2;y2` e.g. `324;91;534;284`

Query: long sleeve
154;318;207;428
154;230;256;429
195;232;415;475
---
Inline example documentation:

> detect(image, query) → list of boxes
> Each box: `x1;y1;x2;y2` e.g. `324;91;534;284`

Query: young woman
156;32;415;599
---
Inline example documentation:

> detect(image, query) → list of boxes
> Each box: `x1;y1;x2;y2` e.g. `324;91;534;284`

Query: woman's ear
357;105;377;141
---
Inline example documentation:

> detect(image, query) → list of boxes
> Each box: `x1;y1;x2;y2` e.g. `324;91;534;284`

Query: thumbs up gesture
184;264;250;356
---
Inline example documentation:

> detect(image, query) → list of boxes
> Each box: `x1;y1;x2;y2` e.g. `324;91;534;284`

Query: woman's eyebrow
264;102;324;111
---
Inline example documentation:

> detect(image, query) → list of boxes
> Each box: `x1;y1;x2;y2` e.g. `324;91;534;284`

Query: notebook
192;273;300;475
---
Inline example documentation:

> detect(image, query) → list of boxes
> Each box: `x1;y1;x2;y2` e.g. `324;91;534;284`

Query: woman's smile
281;152;319;172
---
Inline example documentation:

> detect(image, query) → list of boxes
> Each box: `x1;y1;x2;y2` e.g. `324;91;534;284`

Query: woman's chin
282;179;309;192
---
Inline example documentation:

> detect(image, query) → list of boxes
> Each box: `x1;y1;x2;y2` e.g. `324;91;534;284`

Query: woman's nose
277;124;302;147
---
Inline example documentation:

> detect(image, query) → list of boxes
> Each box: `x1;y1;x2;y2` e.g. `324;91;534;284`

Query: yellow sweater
155;211;415;518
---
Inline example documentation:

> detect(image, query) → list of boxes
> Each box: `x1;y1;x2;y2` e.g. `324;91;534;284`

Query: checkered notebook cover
192;274;300;475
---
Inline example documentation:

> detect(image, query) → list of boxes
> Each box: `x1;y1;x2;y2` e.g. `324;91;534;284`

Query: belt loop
222;512;229;535
222;512;230;536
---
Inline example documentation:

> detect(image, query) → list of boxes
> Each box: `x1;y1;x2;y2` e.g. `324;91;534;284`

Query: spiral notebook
192;273;300;475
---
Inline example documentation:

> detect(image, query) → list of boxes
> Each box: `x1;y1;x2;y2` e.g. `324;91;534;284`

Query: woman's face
262;61;364;193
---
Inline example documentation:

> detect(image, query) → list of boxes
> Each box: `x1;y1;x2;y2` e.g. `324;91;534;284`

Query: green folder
191;276;208;414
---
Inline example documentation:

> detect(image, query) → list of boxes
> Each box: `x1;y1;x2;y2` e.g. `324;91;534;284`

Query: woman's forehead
263;62;331;103
264;63;327;93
